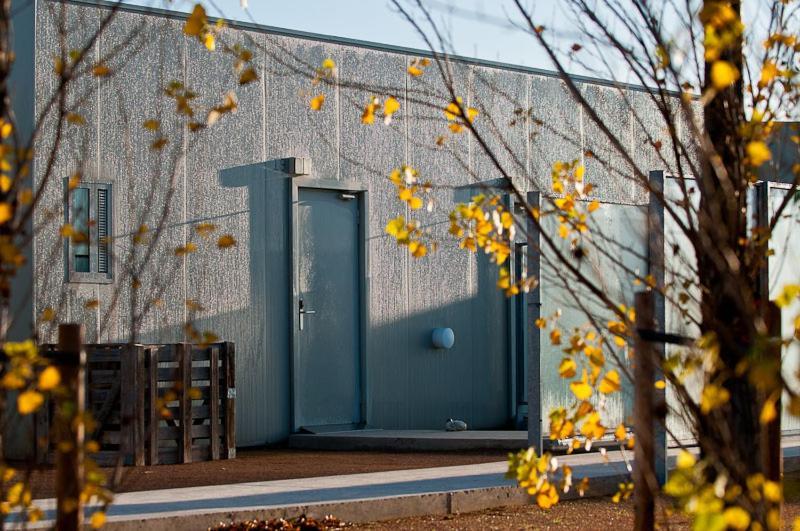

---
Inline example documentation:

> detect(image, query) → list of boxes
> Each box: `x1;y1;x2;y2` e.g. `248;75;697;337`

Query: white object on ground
445;418;467;431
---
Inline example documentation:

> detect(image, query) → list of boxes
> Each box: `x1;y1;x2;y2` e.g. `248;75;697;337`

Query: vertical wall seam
181;32;188;336
403;65;410;427
95;13;102;336
335;51;341;181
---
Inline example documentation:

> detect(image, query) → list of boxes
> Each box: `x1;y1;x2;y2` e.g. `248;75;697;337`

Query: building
9;0;798;459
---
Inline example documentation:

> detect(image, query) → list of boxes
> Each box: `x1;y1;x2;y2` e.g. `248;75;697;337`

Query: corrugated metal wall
32;0;681;446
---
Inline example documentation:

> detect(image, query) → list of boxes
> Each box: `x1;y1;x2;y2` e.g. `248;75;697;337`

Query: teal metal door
295;188;361;429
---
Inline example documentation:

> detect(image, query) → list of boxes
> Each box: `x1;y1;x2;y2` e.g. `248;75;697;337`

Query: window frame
65;180;114;284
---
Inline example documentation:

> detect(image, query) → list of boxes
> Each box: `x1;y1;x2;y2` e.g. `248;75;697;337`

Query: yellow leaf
675;450;697;470
310;94;325;111
217;234;237;249
710;60;739;89
0;203;12;224
410;242;427;258
760;396;778;424
570;371;592;401
723;507;751;530
558;224;569;239
448;123;464;134
0;175;11;193
90;511;106;529
466;107;479;122
700;383;730;414
361;103;376;125
574;165;585;180
536;484;559;509
38;366;61;391
66;113;85;125
588;200;600;213
0;120;12;138
384;96;400;117
549;328;561;345
776;284;800;308
385;216;405;237
203;33;216;51
654;380;666;390
40;307;55;322
17;390;44;415
598;370;621;394
92;64;110;77
184;4;207;37
614;423;626;441
535;318;546;329
143;119;160;131
407;65;423;77
764;480;781;503
558;358;577;379
321;58;336;70
746;141;772;167
408;196;423;210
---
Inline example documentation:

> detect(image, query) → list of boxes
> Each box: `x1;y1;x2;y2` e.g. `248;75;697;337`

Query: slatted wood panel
35;342;235;466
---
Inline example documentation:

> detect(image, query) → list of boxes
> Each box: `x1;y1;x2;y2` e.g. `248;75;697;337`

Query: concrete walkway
17;440;800;530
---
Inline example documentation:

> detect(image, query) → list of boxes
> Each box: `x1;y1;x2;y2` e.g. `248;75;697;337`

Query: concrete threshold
14;440;800;530
288;429;529;451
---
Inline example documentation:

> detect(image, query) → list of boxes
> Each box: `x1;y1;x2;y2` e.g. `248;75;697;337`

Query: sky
120;0;579;72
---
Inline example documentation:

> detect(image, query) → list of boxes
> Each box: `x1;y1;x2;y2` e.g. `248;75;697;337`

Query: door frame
289;178;369;432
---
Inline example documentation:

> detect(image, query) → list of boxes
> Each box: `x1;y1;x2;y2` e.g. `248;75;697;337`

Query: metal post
526;191;542;452
647;170;668;487
55;324;85;531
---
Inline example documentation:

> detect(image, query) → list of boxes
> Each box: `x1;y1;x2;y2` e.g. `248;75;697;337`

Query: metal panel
529;75;581;194
335;46;408;428
294;188;362;427
470;67;529;191
95;10;186;345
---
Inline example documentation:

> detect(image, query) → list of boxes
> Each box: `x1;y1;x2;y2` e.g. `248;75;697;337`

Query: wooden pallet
36;342;236;466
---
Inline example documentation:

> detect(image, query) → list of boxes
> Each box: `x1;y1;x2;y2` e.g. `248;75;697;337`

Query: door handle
299;300;316;330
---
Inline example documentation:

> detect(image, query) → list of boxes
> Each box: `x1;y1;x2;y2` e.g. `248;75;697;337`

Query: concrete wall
32;0;674;446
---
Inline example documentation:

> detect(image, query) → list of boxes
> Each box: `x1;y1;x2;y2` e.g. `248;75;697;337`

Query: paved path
16;439;800;530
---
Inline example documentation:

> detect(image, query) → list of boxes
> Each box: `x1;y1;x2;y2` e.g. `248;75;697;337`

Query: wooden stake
55;324;85;531
634;292;656;531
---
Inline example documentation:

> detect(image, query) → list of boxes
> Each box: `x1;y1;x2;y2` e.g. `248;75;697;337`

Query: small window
66;182;113;283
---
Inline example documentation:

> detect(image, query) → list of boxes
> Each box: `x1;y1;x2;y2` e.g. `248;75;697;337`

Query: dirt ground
351;473;800;530
25;447;508;499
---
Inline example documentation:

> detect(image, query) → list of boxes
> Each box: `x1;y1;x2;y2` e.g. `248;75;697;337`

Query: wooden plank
157;366;213;382
179;343;192;464
223;342;236;459
159;345;214;363
34;398;50;465
119;344;136;466
148;347;159;465
210;346;220;460
158;424;213;440
134;345;146;466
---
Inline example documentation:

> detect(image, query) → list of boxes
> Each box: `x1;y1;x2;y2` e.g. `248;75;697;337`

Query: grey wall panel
539;202;646;431
629;91;680;179
470;67;529;191
97;11;186;345
32;0;691;444
185;30;268;446
264;35;340;181
336;47;409;428
529;75;581;195
581;84;643;205
33;3;102;344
